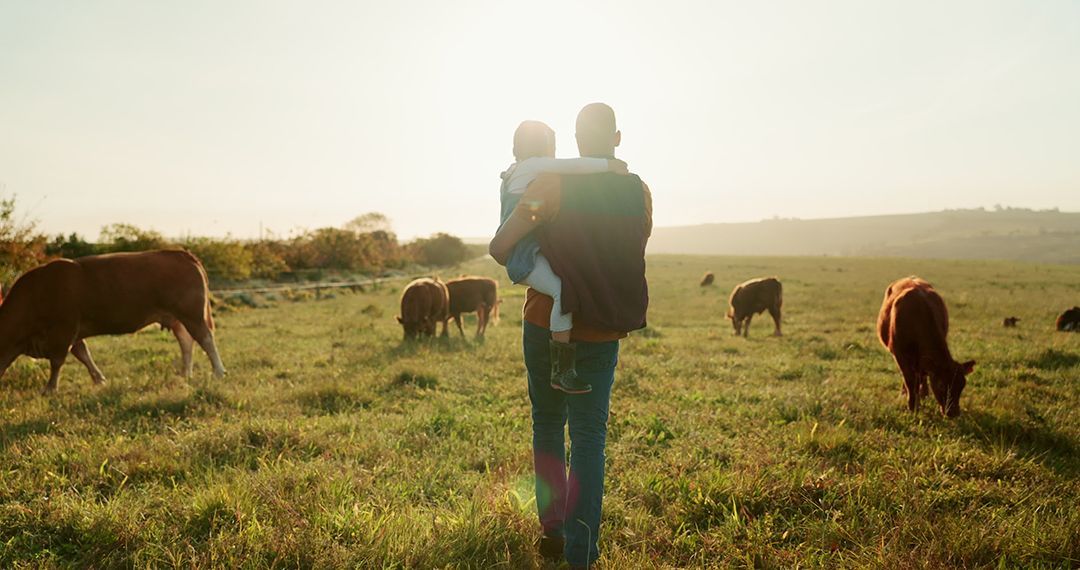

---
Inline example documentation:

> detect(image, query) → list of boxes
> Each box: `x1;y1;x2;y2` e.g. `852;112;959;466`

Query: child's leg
522;255;573;342
523;255;589;393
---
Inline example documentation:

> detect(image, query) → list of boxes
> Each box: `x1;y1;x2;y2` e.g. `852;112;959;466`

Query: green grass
1;255;1078;568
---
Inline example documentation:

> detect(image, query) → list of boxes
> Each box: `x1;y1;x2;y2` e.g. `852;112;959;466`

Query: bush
16;210;470;287
284;228;407;274
0;196;47;286
46;233;100;259
182;237;254;283
245;240;290;280
407;233;470;267
100;223;170;252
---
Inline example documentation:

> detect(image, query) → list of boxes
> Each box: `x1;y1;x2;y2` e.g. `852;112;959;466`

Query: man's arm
489;213;538;265
488;173;563;265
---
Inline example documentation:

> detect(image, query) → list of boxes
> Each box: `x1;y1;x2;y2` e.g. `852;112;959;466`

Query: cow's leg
454;314;466;338
42;353;67;394
768;305;782;337
897;356;921;412
197;332;226;378
179;317;226;378
70;339;107;385
742;316;752;338
170;321;196;377
477;305;488;338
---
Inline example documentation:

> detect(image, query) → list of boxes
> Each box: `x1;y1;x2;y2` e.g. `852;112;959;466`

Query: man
490;103;652;568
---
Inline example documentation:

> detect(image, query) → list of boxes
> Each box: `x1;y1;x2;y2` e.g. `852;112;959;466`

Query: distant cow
1002;316;1019;328
700;272;715;287
1057;307;1080;332
0;250;225;393
877;277;975;417
397;277;450;340
727;277;782;337
445;277;499;338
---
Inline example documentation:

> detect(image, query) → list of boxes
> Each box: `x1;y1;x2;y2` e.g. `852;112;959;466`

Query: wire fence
211;276;402;299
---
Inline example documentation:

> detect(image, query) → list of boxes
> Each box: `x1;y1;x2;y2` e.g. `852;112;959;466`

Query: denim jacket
499;174;540;283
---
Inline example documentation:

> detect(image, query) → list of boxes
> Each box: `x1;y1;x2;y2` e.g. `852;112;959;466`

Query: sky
1;1;1078;241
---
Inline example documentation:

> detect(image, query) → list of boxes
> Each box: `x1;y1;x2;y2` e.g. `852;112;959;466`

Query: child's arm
519;157;628;177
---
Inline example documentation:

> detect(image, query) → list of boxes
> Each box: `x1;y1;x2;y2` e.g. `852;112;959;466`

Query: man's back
520;171;652;334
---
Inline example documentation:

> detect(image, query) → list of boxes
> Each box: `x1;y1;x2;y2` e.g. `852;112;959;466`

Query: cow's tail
775;280;783;309
205;294;216;331
187;248;216;331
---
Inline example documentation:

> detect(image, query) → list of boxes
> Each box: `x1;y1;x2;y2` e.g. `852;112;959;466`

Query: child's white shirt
504;157;610;195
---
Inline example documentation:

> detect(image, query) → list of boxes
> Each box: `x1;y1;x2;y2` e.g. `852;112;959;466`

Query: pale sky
2;1;1078;241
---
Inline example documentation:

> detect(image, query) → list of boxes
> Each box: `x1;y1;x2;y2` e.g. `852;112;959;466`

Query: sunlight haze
2;0;1078;240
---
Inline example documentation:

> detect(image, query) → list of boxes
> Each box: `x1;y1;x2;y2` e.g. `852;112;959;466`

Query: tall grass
1;255;1077;568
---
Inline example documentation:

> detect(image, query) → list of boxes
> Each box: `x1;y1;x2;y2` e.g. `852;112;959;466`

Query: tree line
1;198;478;288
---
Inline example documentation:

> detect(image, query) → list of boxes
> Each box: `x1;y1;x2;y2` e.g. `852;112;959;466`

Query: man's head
513;120;556;162
575;102;621;157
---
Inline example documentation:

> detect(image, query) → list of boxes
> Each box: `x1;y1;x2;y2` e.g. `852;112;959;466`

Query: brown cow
0;249;225;393
1056;307;1080;332
699;272;715;287
445;276;499;339
1002;316;1019;328
726;277;782;337
397;277;450;340
877;277;975;417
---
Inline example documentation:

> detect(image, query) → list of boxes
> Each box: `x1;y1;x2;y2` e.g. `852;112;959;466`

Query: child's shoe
549;339;591;394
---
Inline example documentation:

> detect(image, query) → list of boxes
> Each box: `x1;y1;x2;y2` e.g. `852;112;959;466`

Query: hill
647;208;1080;264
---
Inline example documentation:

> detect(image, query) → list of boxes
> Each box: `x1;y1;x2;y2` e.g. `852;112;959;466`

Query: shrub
407;233;470;267
13;209;470;287
182;237;254;283
245;240;290;280
0;195;47;286
99;223;170;252
284;228;407;274
46;232;100;259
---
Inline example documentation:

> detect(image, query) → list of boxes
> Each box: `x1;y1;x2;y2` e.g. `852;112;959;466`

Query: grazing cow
1002;316;1019;328
397;277;450;340
445;276;499;338
0;250;225;393
726;277;782;337
1057;307;1080;332
699;272;715;287
877;277;975;417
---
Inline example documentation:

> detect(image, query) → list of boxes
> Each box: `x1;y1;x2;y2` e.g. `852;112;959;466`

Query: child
498;120;627;394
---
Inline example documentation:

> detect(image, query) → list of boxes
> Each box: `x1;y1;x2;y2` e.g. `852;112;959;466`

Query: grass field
1;255;1078;569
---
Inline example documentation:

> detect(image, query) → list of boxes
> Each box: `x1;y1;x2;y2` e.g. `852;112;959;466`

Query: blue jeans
523;321;619;567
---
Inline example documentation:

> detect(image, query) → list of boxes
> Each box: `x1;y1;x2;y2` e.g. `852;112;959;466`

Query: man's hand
607;159;629;175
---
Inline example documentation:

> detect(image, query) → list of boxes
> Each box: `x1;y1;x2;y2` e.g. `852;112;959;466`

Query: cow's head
930;359;975;417
397;315;435;340
726;308;742;335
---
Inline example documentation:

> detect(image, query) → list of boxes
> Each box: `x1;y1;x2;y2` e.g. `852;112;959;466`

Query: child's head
513;120;556;161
